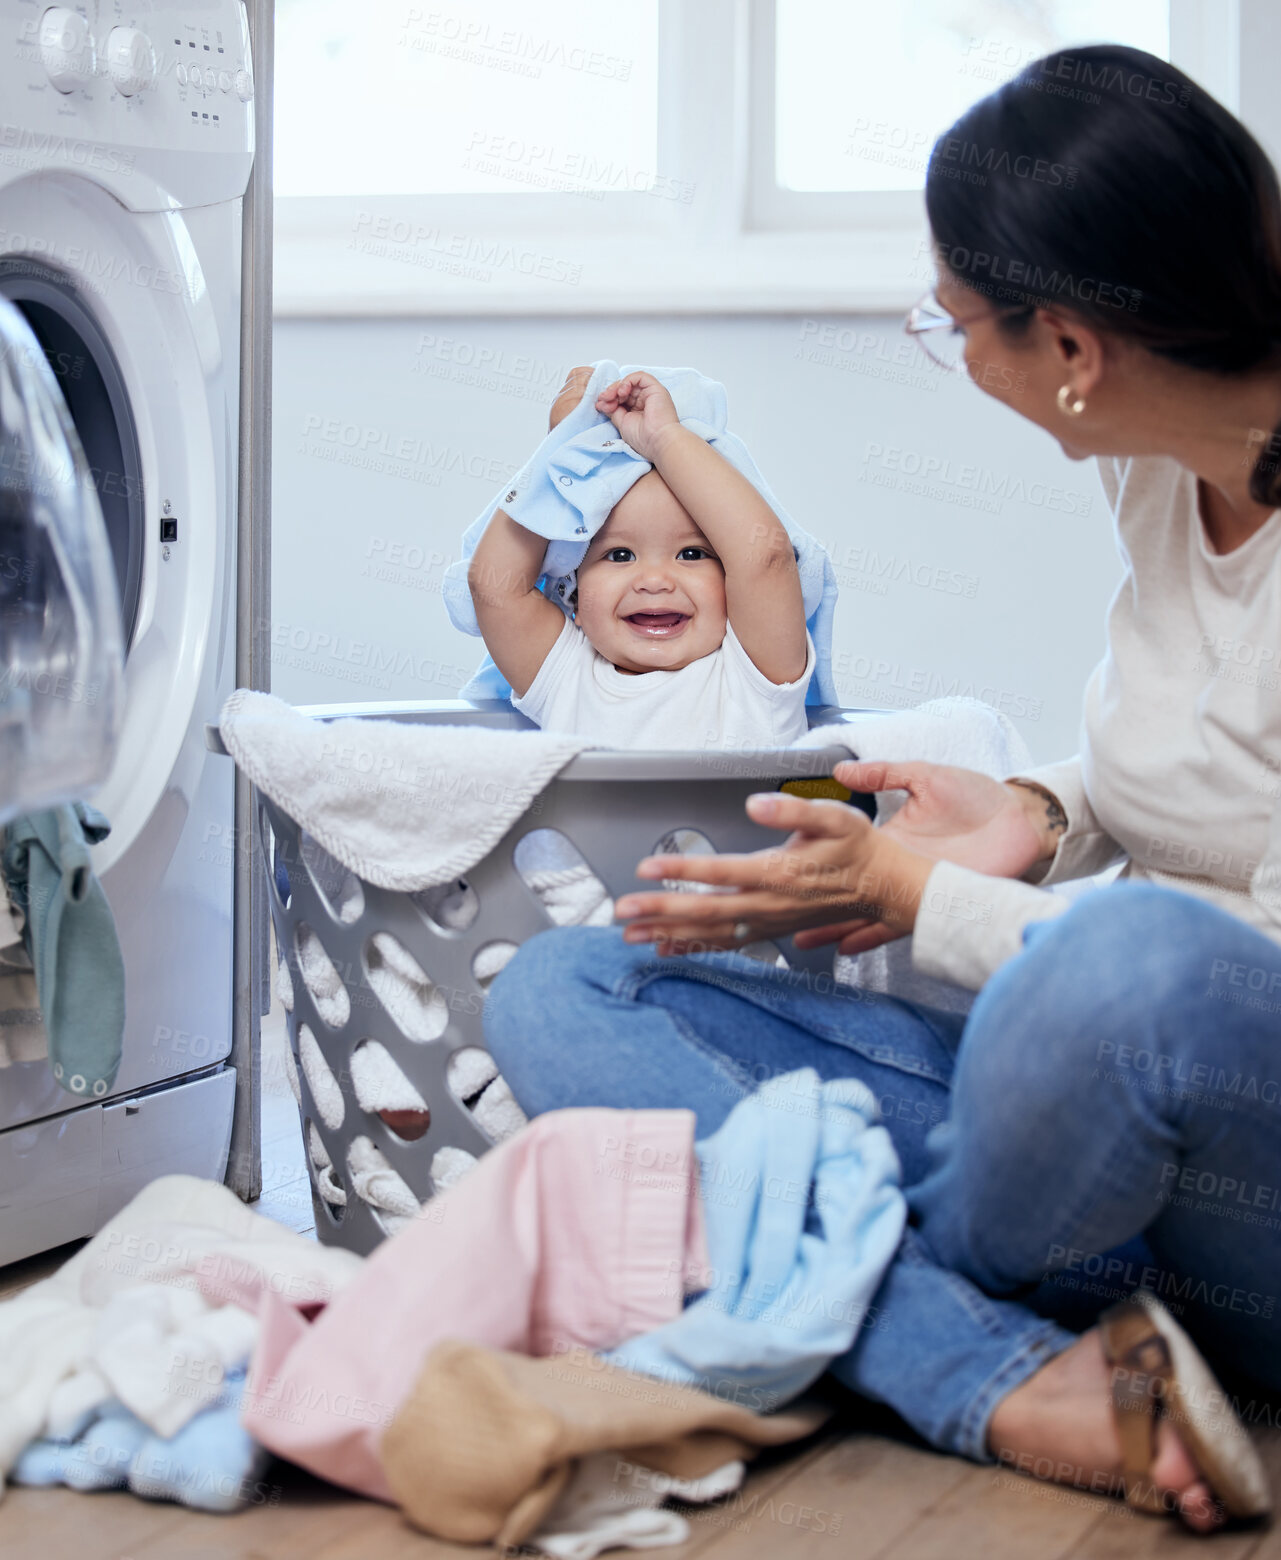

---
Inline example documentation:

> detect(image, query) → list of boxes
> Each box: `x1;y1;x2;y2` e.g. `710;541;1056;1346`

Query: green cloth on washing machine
2;802;124;1098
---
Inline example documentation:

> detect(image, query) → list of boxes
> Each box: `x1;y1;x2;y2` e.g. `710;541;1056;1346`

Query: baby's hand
595;372;680;461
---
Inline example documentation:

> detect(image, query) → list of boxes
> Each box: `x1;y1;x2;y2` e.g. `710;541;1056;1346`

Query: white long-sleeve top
912;455;1281;990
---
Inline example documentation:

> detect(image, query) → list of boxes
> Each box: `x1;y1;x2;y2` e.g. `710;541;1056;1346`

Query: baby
467;368;815;751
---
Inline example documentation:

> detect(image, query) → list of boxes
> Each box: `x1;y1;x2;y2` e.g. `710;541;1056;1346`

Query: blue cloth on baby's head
441;361;839;708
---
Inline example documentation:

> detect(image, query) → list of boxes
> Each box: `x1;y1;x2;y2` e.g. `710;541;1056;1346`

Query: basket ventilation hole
472;941;518;991
412;877;479;933
298;1023;345;1130
301;830;365;924
351;1038;430;1141
363;933;448;1042
742;941;790;968
294;923;351;1030
652;830;787;965
346;1135;423;1237
446;1045;498;1106
279;1037;301;1107
262;809;291;908
446;1047;528;1145
306;1119;346;1220
275;955;294;1013
652;828;721;895
513;829;612;927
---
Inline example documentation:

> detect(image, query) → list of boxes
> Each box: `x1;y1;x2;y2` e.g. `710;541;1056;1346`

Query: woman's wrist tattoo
1007;779;1068;846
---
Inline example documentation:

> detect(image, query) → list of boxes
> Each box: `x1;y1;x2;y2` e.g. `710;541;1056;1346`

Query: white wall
271;313;1122;764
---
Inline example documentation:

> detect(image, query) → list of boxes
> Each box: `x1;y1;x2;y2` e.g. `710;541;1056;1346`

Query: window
774;0;1170;194
274;0;659;198
272;0;1234;315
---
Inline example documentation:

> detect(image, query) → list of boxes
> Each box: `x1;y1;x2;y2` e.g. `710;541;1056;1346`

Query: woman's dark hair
925;44;1281;504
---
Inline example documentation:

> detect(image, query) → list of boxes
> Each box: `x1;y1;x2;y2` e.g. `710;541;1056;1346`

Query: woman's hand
791;761;1062;957
595;372;681;462
548;365;594;431
613;790;934;956
839;761;1059;874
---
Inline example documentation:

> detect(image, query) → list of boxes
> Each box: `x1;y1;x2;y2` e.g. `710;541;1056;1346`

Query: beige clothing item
380;1340;829;1549
913;454;1281;989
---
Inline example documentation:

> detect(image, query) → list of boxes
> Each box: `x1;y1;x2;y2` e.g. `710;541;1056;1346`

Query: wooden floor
1;1008;1277;1560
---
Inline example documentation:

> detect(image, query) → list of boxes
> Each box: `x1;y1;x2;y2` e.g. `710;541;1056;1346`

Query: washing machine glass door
0;297;124;822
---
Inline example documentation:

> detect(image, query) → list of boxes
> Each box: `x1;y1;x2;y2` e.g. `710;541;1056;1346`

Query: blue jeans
484;882;1281;1461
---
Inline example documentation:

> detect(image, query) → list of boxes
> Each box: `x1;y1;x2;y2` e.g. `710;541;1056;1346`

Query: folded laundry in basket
220;689;600;892
441;360;839;708
0;801;125;1097
278;960;529;1228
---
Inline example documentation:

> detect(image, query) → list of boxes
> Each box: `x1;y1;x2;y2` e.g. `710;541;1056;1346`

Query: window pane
275;0;658;197
776;1;1170;193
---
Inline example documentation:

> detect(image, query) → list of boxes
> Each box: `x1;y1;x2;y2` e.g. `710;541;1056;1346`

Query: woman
485;45;1281;1533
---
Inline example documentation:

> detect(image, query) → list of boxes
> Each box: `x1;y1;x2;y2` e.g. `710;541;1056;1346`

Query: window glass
776;1;1170;192
275;0;659;197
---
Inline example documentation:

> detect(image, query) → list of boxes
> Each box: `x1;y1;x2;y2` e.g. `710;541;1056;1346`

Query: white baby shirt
512;618;816;751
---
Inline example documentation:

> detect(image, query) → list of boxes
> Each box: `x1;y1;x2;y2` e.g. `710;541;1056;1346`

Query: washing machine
0;0;257;1264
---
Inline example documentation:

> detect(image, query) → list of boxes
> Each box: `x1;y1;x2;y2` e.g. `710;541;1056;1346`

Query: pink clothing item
241;1107;707;1502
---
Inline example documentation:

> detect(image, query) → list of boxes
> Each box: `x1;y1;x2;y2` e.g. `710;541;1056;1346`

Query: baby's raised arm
467;510;564;698
467;368;596;696
596;372;808;686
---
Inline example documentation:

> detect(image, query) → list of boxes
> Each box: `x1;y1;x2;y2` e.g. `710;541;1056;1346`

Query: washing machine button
218;70;231;92
188;65;203;89
106;25;156;96
234;67;254;101
176;61;188;86
39;7;97;93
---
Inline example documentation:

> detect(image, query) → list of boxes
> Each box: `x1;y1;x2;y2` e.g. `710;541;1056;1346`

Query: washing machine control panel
5;1;254;208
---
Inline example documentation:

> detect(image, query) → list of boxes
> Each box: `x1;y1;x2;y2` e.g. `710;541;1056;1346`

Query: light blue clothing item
12;1369;272;1514
13;1401;147;1492
483;882;1281;1462
604;1069;905;1413
441;361;840;708
2;801;125;1098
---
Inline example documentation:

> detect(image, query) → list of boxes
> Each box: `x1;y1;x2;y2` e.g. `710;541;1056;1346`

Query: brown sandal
1101;1290;1272;1522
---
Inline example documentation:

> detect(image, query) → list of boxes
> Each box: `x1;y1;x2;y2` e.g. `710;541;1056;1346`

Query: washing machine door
0;296;124;821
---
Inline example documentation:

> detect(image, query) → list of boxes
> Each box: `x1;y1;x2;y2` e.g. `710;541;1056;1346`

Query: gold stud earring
1056;384;1087;417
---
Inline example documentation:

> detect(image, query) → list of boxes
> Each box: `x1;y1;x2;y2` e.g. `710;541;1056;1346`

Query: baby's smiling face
573;471;727;674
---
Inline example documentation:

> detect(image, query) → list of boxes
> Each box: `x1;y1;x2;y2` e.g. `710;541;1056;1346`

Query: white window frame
274;0;1252;318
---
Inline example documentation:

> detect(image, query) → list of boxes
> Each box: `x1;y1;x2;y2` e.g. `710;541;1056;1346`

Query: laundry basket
235;699;873;1256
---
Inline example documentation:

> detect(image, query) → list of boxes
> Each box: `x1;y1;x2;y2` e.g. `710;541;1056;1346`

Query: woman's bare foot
987;1329;1225;1533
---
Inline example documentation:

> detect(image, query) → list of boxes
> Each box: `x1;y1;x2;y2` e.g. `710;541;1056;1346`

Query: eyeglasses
904;289;1035;373
904;290;971;372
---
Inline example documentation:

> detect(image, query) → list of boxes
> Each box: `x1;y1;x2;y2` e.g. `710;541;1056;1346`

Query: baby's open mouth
624;611;689;638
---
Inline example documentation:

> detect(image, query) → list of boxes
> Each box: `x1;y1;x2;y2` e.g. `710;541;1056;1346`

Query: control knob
105;26;156;96
39;7;96;93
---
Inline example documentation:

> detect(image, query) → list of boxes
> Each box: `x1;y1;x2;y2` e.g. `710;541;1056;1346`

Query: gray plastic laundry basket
239;699;873;1256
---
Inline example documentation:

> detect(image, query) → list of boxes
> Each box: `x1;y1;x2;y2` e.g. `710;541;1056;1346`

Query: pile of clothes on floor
0;1069;903;1555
